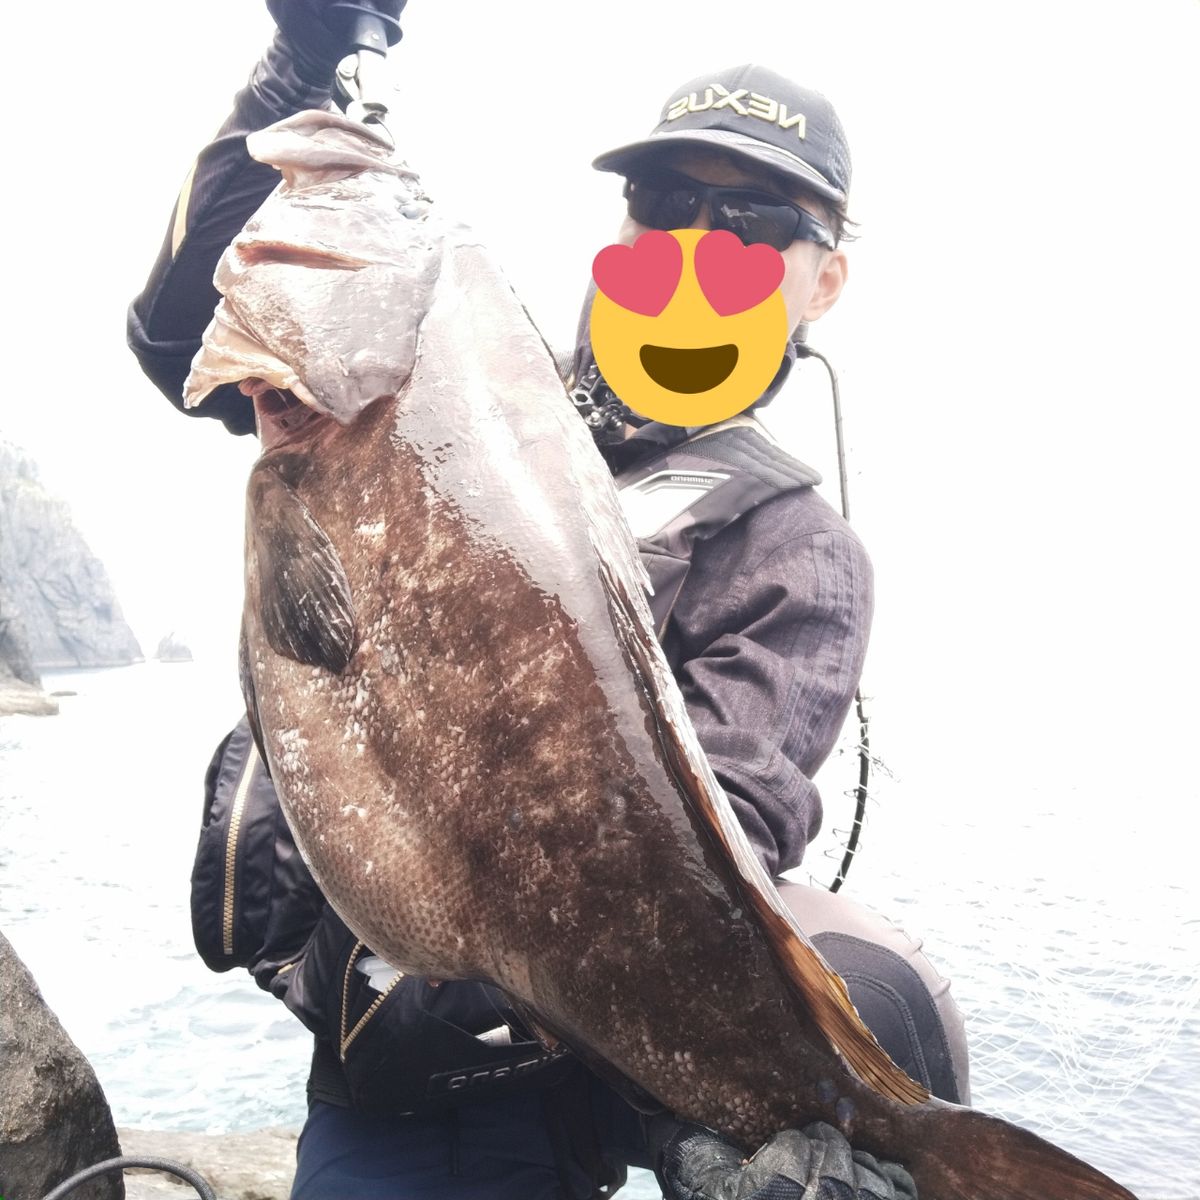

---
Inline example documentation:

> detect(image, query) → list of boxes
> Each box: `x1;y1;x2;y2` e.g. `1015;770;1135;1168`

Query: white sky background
3;1;1199;844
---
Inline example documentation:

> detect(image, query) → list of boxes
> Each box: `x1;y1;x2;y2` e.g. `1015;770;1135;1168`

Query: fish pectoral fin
238;620;270;770
504;995;561;1053
505;995;666;1116
750;896;928;1106
248;462;358;674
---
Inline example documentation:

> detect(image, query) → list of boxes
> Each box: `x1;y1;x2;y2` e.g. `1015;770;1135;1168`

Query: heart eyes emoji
588;226;790;427
591;231;683;317
591;229;783;317
693;230;785;316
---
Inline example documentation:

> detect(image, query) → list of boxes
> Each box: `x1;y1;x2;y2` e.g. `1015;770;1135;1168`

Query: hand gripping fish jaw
331;1;405;145
335;49;392;141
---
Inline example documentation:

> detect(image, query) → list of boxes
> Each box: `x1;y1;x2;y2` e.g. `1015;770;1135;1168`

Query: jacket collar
600;341;798;474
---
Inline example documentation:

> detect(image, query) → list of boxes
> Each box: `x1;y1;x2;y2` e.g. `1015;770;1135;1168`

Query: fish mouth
244;380;328;450
638;344;738;394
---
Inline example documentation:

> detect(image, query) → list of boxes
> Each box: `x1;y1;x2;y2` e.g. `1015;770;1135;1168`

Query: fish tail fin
901;1103;1139;1200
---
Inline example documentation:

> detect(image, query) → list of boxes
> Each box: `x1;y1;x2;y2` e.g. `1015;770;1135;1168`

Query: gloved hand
656;1119;918;1200
266;0;408;87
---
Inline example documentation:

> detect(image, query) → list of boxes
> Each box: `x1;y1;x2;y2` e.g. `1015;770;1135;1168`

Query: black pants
291;885;969;1198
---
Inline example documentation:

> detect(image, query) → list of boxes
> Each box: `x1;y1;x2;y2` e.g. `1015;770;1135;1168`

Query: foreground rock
0;930;122;1200
0;442;142;670
118;1128;297;1200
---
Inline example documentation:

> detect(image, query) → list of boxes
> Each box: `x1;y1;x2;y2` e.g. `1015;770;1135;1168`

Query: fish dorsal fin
247;462;358;675
596;554;929;1108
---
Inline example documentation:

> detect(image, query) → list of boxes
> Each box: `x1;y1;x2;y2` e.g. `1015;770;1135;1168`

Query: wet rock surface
0;930;123;1200
117;1128;297;1200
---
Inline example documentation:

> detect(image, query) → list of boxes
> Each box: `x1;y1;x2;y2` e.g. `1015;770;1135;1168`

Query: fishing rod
793;329;871;893
574;328;874;892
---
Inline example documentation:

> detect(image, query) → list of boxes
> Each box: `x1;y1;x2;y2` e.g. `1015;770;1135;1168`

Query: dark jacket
130;40;873;1117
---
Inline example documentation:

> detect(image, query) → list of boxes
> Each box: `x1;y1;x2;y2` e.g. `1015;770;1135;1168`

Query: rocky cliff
0;603;57;715
154;631;194;663
0;442;142;675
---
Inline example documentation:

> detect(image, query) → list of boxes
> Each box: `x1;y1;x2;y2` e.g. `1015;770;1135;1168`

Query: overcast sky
3;0;1198;840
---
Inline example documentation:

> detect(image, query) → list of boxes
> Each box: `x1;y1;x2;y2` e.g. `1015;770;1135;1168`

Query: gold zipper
170;161;197;258
339;941;405;1060
221;740;260;958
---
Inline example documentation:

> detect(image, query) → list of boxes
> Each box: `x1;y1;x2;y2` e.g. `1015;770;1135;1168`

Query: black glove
266;0;408;87
656;1119;918;1200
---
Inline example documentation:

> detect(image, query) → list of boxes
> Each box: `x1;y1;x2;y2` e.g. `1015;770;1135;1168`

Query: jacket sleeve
126;35;333;435
669;517;874;877
191;718;327;995
189;717;349;1039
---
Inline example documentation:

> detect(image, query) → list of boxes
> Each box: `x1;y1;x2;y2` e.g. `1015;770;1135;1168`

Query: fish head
183;110;442;430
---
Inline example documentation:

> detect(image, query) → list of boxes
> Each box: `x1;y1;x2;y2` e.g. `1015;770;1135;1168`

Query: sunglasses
623;170;836;252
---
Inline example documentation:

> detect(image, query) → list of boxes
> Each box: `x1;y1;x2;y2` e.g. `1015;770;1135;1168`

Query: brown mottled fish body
184;112;1137;1200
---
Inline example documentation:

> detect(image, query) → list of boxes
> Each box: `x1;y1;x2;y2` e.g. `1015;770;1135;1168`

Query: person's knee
777;883;971;1104
814;929;966;1102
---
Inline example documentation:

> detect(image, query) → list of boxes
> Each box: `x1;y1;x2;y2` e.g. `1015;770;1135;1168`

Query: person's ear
802;249;848;321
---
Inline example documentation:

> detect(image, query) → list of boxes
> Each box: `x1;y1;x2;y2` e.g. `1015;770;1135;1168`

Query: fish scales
185;111;1138;1200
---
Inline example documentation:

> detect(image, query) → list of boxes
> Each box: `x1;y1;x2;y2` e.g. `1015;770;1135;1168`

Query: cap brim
591;128;845;207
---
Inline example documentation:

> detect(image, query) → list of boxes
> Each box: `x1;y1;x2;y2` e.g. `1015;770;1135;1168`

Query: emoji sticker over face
590;228;789;427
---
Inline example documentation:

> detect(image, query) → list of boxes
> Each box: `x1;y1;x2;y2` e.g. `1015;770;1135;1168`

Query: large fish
184;111;1137;1200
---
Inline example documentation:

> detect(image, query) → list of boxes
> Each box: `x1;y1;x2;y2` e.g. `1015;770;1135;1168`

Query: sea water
2;662;1197;1199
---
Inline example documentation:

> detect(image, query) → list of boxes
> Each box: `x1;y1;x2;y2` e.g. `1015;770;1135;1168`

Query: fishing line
944;855;1200;1137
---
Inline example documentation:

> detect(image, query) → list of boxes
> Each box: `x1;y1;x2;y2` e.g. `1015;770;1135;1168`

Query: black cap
592;64;851;209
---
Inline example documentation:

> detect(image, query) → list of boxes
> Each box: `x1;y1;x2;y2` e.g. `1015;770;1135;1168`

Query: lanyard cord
41;1156;216;1200
796;340;870;893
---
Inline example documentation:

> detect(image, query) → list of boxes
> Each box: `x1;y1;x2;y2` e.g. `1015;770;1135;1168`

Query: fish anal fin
596;553;927;1108
247;462;358;674
753;895;928;1105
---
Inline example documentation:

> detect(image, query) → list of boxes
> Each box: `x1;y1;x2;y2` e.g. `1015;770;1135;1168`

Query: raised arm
126;1;406;435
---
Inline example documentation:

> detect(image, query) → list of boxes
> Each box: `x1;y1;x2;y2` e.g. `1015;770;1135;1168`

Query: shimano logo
665;84;807;138
427;1049;569;1097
